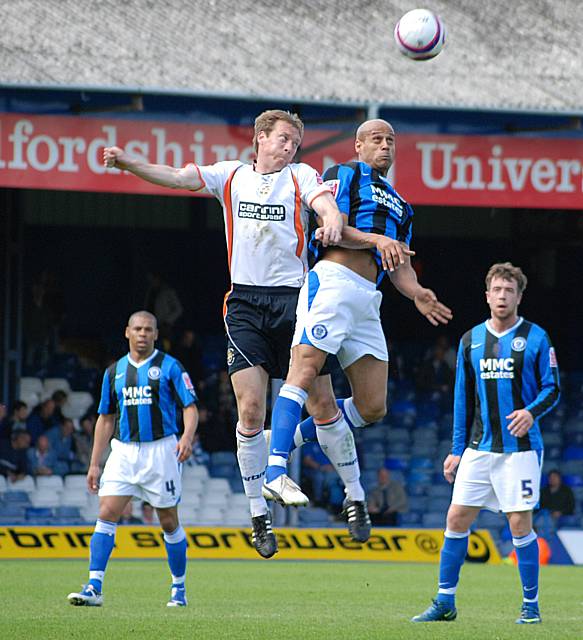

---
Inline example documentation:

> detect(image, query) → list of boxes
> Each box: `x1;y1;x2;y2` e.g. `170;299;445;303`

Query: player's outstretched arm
103;146;202;190
176;404;199;463
311;192;343;247
389;259;453;326
86;414;115;494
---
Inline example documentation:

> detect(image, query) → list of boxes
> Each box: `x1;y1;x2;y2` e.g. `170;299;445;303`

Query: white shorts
292;260;388;369
451;448;542;513
99;435;182;509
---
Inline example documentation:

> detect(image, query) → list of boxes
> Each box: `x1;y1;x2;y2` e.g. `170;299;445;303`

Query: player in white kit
103;110;343;558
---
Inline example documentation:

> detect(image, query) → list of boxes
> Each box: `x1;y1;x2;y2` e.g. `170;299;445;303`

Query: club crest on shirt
147;366;161;380
227;347;236;367
511;337;527;352
312;324;328;340
257;175;274;197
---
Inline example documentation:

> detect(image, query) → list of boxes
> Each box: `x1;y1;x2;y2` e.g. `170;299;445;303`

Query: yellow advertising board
0;526;501;563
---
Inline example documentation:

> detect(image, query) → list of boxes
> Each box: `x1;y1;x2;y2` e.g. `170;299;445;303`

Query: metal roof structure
2;0;583;114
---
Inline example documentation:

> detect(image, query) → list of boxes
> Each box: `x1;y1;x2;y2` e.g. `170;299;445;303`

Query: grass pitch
1;560;582;639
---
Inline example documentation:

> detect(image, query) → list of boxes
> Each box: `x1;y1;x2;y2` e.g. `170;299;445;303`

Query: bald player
264;120;452;540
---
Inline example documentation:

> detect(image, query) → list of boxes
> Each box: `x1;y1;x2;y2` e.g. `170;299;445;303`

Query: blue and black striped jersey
98;349;197;443
452;318;560;455
311;161;414;284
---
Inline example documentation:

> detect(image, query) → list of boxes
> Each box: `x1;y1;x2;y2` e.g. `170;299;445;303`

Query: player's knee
157;509;179;532
306;395;337;422
357;400;387;424
446;506;472;532
237;421;263;437
238;400;264;429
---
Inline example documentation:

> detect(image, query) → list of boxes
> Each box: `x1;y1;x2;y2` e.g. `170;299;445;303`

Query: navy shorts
224;284;300;379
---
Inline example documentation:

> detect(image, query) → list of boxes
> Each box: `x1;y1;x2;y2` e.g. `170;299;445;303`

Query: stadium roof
2;0;583;114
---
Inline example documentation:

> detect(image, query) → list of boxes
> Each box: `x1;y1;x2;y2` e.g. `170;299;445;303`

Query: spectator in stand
47;417;76;475
0;401;29;441
26;397;60;444
415;336;455;409
144;273;183;350
367;467;409;526
173;329;204;387
51;389;69;423
72;413;96;472
301;441;344;510
540;469;575;523
0;403;7;433
27;434;57;476
0;430;31;481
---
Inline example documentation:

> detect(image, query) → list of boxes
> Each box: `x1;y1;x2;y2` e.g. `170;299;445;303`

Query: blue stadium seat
384;457;409;471
408;471;433;486
228;475;244;493
25;507;53;520
360;470;378;491
427;497;451;513
0;505;26;520
210;464;237;479
563;446;583;461
427;484;452;499
562;474;583;487
400;512;422;526
557;515;582;529
386;442;409;456
3;491;31;506
298;507;331;527
422;512;445;528
408;496;428;512
409;457;433;470
408;484;427;497
54;506;81;518
210;451;237;466
476;510;506;529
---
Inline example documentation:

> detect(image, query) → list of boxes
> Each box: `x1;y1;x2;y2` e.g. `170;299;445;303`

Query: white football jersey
192;161;330;288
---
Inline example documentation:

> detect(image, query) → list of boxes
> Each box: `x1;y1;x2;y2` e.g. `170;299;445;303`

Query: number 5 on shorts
521;479;533;499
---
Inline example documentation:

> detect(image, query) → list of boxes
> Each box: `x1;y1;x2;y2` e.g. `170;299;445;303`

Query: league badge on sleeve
182;372;196;395
549;347;558;368
324;179;339;198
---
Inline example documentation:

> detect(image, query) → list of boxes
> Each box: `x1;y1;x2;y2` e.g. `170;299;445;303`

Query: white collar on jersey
485;317;523;339
127;349;158;368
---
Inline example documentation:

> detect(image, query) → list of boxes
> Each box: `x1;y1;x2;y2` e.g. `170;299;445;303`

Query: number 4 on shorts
165;480;176;496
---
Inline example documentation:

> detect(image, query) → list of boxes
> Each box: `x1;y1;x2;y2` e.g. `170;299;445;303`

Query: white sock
343;397;368;428
316;411;365;501
236;426;268;517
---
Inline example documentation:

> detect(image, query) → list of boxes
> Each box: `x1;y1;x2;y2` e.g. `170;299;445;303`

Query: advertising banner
0;525;501;563
1;113;582;209
0;113;583;209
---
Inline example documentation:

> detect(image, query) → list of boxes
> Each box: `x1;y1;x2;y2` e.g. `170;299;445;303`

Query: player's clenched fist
103;146;127;170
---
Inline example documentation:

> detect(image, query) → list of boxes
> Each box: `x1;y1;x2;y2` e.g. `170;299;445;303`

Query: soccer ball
394;9;445;60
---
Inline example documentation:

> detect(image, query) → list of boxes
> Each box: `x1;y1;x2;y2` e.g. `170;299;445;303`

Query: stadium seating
42;377;71;396
62;391;94;419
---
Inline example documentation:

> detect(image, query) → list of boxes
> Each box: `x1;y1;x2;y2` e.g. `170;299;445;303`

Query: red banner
0;113;581;209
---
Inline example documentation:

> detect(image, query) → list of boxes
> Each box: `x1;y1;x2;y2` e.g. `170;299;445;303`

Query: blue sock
164;526;187;586
293;397;368;451
436;529;469;607
88;519;117;592
513;531;539;603
266;384;307;482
